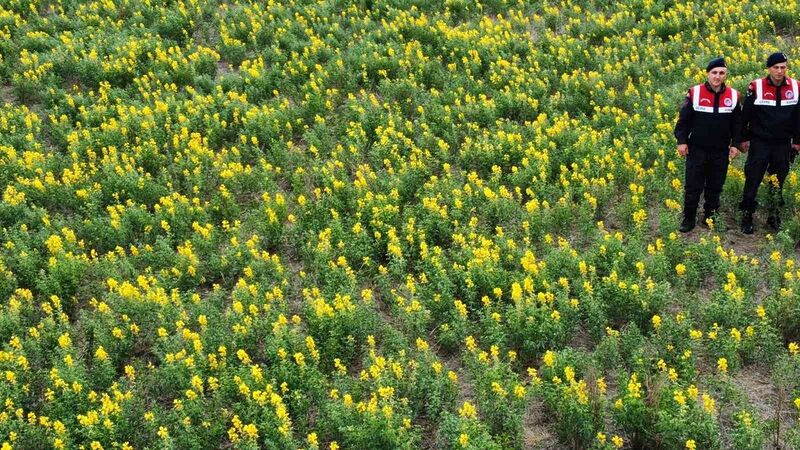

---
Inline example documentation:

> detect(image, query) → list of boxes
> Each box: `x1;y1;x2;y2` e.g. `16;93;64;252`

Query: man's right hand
677;144;688;157
740;141;750;153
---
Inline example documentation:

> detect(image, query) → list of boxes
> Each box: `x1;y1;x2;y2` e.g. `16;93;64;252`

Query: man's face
769;63;787;83
707;67;727;88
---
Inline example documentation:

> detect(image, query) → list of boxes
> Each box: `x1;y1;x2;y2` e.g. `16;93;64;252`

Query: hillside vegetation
1;0;800;448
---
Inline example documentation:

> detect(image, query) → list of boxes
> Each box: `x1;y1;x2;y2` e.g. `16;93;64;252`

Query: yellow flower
668;368;678;382
702;393;716;413
57;333;71;349
651;315;661;329
627;373;641;399
632;208;647;225
543;350;556;367
564;366;576;382
674;389;686;406
597;377;607;394
717;358;728;374
675;264;686;276
459;401;476;419
237;349;251;365
94;346;108;361
611;435;623;448
157;426;169;439
511;283;523;302
465;336;477;352
454;300;468;318
491;382;507;397
459;433;469;447
686;439;696;450
45;235;63;254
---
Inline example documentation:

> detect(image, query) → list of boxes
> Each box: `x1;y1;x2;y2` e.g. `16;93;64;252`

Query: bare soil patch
733;365;797;450
523;400;560;449
1;84;14;105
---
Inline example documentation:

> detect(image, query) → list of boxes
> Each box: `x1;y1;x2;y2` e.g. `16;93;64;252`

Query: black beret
706;57;727;72
766;52;788;68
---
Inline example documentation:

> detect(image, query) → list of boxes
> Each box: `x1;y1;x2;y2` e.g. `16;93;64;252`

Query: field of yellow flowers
1;0;800;448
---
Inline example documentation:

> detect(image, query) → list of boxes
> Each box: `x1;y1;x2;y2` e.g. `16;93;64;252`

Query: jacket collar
703;81;726;93
766;76;788;87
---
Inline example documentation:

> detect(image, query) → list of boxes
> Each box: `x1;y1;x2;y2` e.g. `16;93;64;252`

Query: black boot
701;210;717;228
767;213;781;231
679;209;696;233
741;211;754;235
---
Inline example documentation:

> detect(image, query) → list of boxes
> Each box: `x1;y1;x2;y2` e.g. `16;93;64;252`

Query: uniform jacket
740;76;800;142
674;82;742;149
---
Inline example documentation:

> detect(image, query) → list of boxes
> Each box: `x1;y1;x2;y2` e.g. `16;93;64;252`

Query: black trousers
739;139;791;213
684;145;729;213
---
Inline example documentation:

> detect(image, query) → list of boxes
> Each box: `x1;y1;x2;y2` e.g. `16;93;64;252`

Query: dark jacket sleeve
739;83;756;142
794;101;800;144
674;90;693;145
731;97;743;149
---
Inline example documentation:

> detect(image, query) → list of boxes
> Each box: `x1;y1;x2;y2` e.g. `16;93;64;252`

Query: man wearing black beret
674;57;742;232
738;52;800;234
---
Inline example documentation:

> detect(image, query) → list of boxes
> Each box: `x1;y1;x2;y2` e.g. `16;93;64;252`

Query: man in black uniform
739;52;800;234
674;57;742;232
